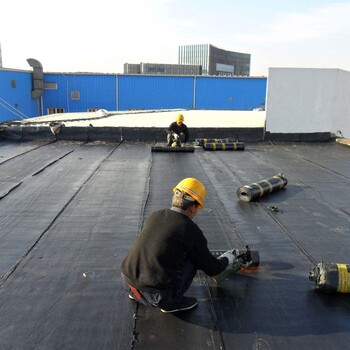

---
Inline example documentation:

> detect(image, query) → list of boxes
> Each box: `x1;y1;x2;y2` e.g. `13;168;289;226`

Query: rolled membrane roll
203;142;245;151
309;262;350;293
195;138;236;146
151;146;194;152
237;173;288;202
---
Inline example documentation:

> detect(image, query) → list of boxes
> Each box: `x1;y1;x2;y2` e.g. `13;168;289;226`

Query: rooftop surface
13;109;266;128
0;137;350;349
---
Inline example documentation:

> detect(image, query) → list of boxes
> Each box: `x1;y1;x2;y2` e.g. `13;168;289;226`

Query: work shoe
160;296;198;313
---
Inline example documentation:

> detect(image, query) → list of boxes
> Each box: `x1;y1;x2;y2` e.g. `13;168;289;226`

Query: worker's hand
213;259;241;283
218;250;235;265
228;260;242;272
173;133;179;139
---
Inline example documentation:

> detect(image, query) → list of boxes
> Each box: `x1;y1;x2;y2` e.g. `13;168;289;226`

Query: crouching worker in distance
120;178;236;313
166;113;189;147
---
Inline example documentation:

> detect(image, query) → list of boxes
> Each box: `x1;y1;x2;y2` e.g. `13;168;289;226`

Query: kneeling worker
120;178;236;313
166;113;189;147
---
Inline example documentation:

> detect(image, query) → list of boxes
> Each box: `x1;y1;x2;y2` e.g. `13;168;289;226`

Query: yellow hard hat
173;178;206;209
176;114;184;123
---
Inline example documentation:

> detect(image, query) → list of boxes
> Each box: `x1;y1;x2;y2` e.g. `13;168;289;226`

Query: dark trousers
121;259;197;308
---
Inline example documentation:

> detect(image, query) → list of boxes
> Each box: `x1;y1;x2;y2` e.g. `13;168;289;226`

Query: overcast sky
1;0;350;76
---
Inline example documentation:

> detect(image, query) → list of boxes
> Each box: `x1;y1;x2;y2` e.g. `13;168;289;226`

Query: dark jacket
166;122;189;142
121;209;227;292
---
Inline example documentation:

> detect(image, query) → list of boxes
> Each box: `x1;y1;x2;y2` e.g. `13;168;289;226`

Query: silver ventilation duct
27;58;44;99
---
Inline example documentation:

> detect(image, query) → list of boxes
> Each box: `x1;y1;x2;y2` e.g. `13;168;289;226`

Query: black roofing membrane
0;140;350;350
0;125;265;142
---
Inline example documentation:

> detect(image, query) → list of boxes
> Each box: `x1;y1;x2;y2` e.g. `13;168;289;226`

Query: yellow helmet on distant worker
176;114;184;123
173;178;206;209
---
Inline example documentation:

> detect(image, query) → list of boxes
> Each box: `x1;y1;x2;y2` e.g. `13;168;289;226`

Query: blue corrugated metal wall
195;76;266;110
0;70;38;122
43;73;117;114
118;75;194;110
0;69;267;122
117;75;266;111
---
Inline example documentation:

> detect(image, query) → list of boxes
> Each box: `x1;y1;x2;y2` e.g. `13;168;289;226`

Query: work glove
173;133;179;140
219;250;236;265
214;249;241;283
214;261;242;283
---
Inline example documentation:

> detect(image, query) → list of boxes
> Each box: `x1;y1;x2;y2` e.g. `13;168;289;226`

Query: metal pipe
193;76;196;110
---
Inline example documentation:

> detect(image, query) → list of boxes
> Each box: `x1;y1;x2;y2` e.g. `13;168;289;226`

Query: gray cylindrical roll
309;262;350;293
237;173;288;202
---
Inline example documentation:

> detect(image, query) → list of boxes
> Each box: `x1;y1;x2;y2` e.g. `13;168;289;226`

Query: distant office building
124;64;141;74
123;62;202;75
178;44;250;76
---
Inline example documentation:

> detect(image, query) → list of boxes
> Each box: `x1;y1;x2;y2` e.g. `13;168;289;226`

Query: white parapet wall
332;70;350;139
266;68;350;138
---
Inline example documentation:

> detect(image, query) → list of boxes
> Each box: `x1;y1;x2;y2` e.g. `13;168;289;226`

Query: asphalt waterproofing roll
195;138;237;146
151;145;195;152
203;142;245;151
309;262;350;293
237;173;288;201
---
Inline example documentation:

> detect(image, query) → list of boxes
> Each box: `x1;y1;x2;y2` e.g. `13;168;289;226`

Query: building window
11;80;16;88
48;108;65;114
71;91;80;100
88;108;99;112
44;82;58;90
